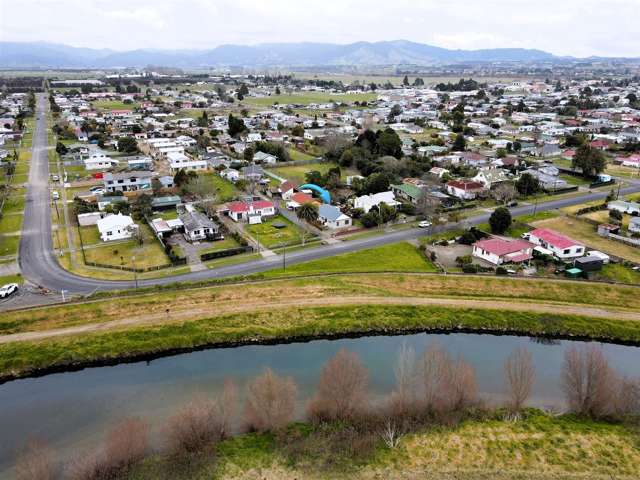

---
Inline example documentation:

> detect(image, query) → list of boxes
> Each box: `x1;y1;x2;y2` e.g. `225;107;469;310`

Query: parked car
52;190;60;200
90;186;106;195
51;174;59;182
507;201;518;207
0;283;18;299
418;220;432;228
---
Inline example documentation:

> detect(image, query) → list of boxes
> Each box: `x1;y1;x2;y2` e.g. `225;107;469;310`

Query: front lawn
0;213;23;234
246;214;305;248
83;225;169;269
199;236;241;254
0;234;20;256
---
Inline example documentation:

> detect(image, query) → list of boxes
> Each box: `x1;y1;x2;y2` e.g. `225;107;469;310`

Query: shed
574;256;603;272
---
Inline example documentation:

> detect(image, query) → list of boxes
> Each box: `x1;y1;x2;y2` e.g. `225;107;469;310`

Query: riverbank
0;273;639;382
128;410;640;480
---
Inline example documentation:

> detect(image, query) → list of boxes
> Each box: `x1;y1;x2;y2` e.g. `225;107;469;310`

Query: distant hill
0;40;562;68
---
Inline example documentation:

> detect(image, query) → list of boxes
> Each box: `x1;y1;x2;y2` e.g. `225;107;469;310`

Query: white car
0;283;18;299
52;190;60;200
418;220;432;229
90;187;106;195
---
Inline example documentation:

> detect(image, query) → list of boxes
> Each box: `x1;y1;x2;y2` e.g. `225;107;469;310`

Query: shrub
307;349;369;422
244;369;297;432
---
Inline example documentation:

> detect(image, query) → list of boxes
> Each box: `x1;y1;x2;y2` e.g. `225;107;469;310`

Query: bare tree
166;397;225;455
613;377;640;418
15;439;55;480
491;183;517;204
562;345;616;418
418;343;450;411
307;349;369;422
389;344;417;416
244;368;297;432
65;450;103;480
418;343;477;413
213;379;239;439
504;347;535;415
379;418;403;449
103;417;149;474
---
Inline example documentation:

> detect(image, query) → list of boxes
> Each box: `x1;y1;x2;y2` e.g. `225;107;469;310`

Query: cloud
0;0;638;57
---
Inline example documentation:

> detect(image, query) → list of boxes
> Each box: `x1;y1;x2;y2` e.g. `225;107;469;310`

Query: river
0;332;638;477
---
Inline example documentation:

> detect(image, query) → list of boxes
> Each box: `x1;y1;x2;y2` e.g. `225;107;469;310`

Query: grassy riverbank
1;298;639;381
128;410;640;480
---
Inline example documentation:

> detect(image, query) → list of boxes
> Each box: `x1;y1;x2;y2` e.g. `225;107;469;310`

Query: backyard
270;161;356;185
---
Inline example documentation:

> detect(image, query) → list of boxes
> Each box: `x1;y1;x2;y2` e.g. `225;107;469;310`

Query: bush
307;349;369;422
496;266;508;275
244;369;297;432
462;263;479;273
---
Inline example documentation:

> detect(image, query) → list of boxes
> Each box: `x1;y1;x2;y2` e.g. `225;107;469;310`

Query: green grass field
209;173;239;202
0;214;23;234
287;148;316;161
91;100;138;111
0;234;20;257
83;225;169;269
270;161;347;185
243;91;377;108
246;214;306;248
263;242;436;278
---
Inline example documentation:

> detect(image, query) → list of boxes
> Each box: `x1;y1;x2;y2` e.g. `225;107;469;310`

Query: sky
1;0;639;57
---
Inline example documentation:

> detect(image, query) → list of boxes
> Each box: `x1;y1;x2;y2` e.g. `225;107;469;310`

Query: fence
200;245;254;262
84;259;186;273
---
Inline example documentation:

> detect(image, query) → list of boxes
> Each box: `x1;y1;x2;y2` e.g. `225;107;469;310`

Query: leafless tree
504;347;535;415
307;349;369;422
103;417;149;474
562;345;616;418
491;183;517;204
379;418;403;449
213;379;239;439
418;343;450;410
389;344;418;416
166;396;225;455
418;343;477;413
613;377;640;418
15;439;55;480
65;450;103;480
244;368;297;432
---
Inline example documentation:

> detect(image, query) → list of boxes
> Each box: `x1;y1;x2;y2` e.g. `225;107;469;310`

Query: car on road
0;283;19;299
507;201;518;207
418;220;432;229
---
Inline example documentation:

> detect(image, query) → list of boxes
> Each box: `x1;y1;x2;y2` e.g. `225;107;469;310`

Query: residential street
8;94;640;304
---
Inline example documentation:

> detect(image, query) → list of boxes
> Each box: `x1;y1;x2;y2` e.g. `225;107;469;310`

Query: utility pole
282;242;286;271
132;256;139;289
533;194;539;218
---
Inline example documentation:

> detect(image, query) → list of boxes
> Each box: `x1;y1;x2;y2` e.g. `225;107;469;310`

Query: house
84;151;119;170
353;191;400;213
220;168;240;182
473;168;510;189
126;156;153;171
168;152;207;172
391;183;425;204
286;192;316;209
151;195;181;210
277;181;296;199
77;211;106;226
96;213;137;242
429;167;450;178
537;143;561;157
630;217;640;234
103;172;152;192
525;228;585;259
445;180;485;200
241;164;264;182
224;200;276;222
472;237;533;266
253;151;278;164
608;200;640;216
523;168;568;191
318;204;352;229
179;205;219;242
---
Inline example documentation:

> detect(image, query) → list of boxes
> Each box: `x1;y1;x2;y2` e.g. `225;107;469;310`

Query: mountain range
0;40;572;68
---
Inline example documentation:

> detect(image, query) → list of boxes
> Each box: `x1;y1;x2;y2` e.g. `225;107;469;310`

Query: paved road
14;94;640;298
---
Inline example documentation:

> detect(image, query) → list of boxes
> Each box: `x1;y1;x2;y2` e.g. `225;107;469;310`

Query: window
563;249;570;254
106;231;112;236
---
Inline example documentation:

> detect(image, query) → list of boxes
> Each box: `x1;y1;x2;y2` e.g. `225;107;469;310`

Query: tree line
14;343;639;479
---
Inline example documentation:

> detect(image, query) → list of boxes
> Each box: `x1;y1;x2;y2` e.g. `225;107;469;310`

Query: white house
353;191;399;213
630;217;640;234
97;213;137;242
608;200;640;216
84;151;119;170
253;151;278;164
168;152;207;172
224;200;276;222
472;237;533;266
472;168;510;189
220;169;240;182
524;228;585;259
445;180;485;200
318;204;352;229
